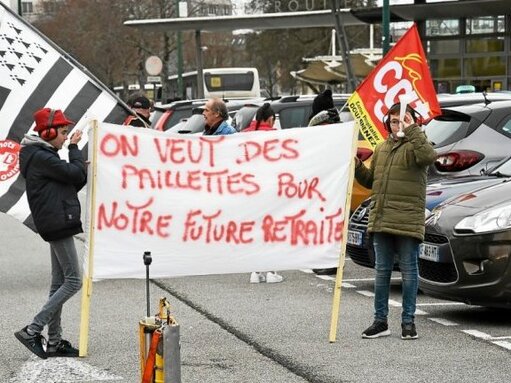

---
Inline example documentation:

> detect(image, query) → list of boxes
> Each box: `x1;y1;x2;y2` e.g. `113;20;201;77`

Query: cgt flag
0;4;131;229
348;23;441;147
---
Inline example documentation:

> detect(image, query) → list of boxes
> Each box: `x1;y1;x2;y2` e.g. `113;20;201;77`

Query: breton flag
0;4;132;229
348;23;441;147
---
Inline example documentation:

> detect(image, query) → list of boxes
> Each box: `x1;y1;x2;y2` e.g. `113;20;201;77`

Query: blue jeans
372;232;420;324
29;237;82;343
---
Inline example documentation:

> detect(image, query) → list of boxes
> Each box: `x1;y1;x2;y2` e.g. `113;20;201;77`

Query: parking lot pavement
2;212;511;382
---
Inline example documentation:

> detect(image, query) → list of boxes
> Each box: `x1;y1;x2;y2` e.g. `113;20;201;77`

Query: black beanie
311;89;334;118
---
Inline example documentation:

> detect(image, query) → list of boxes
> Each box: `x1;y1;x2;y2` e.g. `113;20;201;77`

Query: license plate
419;243;439;262
347;230;363;246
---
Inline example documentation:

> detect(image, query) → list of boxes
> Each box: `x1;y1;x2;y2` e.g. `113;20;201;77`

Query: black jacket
19;136;87;242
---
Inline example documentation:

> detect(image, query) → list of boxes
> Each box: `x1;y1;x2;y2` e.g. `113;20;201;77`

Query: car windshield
488;157;511;176
166;114;205;134
232;106;258;131
424;116;470;147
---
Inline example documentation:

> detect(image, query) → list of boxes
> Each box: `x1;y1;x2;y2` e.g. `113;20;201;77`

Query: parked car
153;98;266;132
165;99;259;135
419;165;511;308
348;156;511;270
152;99;207;131
425;100;511;179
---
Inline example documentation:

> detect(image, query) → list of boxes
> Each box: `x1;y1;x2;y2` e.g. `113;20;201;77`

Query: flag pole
329;121;359;342
79;120;99;357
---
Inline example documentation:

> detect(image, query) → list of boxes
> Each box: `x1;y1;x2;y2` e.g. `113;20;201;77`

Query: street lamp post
18;0;23;16
382;0;390;55
176;0;183;99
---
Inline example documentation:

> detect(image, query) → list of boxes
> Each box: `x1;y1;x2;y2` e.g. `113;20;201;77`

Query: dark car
347;156;511;269
425;100;511;179
419;167;511;308
231;93;352;132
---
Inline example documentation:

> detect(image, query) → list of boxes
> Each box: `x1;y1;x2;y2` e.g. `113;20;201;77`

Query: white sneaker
265;272;283;283
250;272;265;283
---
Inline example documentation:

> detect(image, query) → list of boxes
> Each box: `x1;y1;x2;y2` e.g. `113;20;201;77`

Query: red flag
348;23;441;147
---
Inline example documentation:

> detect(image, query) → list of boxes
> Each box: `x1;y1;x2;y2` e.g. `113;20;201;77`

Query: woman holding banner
354;102;436;340
242;103;284;284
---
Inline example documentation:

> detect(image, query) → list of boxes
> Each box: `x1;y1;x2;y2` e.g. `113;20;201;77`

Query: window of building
464;57;506;76
466;16;505;34
426;19;459;36
431;58;461;78
427;39;459;55
21;1;33;14
466;37;505;53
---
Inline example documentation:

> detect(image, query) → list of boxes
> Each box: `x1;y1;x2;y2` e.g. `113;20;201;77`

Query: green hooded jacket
354;123;437;241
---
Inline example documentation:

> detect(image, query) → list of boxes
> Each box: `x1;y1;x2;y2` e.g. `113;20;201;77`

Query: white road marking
342;282;356;288
429;318;458;326
492;341;511;351
415;309;429;315
316;275;335;281
10;358;123;383
388;299;401;307
463;329;492;340
357;290;374;297
416;302;465;306
342;277;401;282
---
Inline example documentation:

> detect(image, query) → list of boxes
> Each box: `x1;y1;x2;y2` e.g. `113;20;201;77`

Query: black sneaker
47;339;79;357
401;323;418;340
312;268;337;275
14;326;47;359
362;321;391;339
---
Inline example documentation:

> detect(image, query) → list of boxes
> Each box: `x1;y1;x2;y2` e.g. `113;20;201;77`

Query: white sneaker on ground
265;272;283;283
250;272;265;283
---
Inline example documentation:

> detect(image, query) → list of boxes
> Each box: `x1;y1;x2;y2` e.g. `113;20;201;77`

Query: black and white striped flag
0;4;132;229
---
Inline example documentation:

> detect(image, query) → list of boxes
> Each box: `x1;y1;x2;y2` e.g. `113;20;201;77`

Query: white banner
88;122;356;279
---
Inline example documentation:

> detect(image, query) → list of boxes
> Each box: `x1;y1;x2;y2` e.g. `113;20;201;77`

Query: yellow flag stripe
348;92;385;148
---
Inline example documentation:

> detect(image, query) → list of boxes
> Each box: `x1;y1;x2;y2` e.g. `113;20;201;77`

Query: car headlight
455;203;511;234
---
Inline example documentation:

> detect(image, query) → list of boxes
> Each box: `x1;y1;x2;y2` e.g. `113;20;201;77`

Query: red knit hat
33;108;74;133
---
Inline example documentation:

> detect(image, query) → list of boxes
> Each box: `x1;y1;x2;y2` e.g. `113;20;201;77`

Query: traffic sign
147;76;161;83
145;56;163;76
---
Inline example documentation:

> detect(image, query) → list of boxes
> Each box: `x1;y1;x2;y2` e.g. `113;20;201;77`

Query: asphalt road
1;211;511;383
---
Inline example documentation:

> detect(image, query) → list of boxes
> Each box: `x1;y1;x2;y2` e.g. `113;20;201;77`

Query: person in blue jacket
14;107;86;359
202;98;236;135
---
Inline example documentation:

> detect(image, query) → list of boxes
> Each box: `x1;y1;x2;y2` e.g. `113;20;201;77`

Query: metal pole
17;0;22;16
331;0;357;92
176;0;183;98
195;30;204;99
382;0;390;55
143;251;152;317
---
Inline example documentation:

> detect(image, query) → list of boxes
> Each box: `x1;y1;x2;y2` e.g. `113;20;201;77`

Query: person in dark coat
355;102;436;340
15;108;86;359
124;94;152;128
309;89;341;275
308;89;339;126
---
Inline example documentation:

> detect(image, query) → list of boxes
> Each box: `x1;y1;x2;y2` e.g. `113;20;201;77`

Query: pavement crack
152;279;347;383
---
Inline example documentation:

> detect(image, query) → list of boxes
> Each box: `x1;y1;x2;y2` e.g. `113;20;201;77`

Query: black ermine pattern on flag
7;57;73;143
0;4;132;230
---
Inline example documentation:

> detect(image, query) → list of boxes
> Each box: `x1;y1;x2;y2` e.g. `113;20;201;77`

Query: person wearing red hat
14;107;85;359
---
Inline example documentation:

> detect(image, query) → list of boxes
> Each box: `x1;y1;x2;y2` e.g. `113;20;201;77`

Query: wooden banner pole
329;121;359;342
79;120;99;357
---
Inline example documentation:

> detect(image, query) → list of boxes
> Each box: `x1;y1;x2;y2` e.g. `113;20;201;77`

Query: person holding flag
14;108;86;359
354;102;436;340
